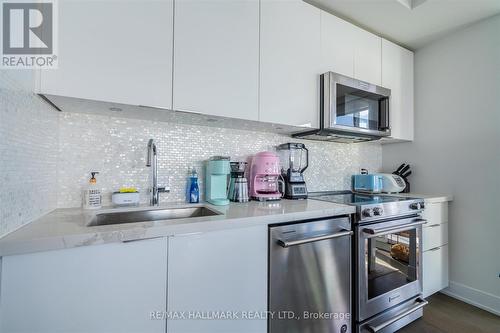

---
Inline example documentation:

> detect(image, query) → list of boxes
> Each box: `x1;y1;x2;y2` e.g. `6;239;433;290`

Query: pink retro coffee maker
248;151;284;201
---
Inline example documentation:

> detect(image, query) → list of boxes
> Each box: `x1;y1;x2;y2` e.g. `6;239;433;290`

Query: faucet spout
146;139;168;206
146;139;155;167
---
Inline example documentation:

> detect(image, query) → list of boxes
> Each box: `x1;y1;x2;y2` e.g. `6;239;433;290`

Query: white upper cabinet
173;0;259;120
353;27;382;85
382;39;414;141
260;0;321;128
37;0;413;140
320;11;355;77
39;0;173;109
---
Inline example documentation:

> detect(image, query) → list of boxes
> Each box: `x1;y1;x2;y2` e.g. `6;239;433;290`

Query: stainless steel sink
87;206;222;227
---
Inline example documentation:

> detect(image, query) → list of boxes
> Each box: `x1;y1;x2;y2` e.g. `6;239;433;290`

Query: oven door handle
363;219;427;236
366;298;428;332
277;230;353;248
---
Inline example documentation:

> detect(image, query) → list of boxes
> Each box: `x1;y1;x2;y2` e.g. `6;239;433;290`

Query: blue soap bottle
187;167;199;203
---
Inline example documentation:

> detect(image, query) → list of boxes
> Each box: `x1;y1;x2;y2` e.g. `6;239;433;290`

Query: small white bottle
83;172;102;209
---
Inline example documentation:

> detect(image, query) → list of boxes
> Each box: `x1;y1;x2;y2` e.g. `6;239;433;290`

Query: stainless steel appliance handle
277;230;353;248
363;219;427;236
367;298;428;332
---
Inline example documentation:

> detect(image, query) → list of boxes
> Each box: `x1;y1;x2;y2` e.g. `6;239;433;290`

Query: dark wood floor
398;293;500;333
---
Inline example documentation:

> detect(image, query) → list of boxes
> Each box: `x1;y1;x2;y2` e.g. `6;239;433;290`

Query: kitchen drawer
357;296;424;333
421;202;448;224
422;222;448;251
422;244;449;298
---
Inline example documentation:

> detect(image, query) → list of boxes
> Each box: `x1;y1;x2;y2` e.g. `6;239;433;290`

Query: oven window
335;84;387;130
365;229;418;299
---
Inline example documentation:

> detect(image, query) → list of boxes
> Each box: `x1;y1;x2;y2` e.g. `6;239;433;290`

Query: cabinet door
382;39;414;141
39;0;173;108
423;222;449;251
260;0;321;128
320;11;355;77
423;244;449;298
167;226;267;333
421;201;448;224
353;28;382;85
173;0;259;120
0;238;168;333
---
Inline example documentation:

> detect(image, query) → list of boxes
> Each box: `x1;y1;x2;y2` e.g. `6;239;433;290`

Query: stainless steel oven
356;216;426;328
310;192;428;332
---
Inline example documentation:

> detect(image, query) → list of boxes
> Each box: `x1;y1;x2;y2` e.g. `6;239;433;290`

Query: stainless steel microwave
294;72;391;143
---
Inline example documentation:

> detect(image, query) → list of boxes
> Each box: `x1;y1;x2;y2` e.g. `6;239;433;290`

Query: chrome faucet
146;139;169;206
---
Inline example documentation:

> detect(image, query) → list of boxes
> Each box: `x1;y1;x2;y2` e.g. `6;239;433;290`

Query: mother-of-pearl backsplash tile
0;71;59;237
58;112;382;208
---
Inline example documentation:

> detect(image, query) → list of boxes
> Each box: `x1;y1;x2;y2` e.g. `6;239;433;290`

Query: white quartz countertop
0;199;355;256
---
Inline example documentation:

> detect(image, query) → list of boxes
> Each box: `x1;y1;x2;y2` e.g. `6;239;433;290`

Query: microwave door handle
379;97;390;131
363;219;427;237
277;230;353;248
367;298;428;332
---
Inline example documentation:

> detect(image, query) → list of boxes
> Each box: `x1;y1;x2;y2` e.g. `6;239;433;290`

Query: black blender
276;143;309;199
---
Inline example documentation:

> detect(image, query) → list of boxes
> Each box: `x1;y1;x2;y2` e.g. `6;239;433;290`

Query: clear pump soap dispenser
83;172;102;209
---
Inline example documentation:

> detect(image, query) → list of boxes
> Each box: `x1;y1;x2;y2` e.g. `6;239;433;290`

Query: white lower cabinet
0;226;268;333
0;238;168;333
422;222;448;251
422;201;449;222
423;244;449;298
421;201;450;298
167;226;268;333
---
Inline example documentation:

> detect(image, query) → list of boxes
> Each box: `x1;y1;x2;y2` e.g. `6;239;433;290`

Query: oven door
356;216;425;321
322;72;391;137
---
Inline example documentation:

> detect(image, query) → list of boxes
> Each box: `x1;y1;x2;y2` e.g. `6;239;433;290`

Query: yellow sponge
119;187;138;193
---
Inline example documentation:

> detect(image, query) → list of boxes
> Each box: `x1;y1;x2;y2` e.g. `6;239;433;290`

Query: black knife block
402;179;410;193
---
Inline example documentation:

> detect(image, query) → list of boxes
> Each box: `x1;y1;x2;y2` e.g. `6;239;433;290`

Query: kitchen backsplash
0;72;59;237
58;113;382;208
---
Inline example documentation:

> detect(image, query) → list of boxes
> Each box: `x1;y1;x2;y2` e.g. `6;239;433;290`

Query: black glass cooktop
310;192;419;206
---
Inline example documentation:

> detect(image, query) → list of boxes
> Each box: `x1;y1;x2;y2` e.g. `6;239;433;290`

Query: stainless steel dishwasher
269;217;352;333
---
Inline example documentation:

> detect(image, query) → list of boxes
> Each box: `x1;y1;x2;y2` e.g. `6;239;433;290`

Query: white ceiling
306;0;500;50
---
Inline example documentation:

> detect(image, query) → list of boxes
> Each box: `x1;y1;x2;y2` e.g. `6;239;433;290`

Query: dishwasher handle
277;230;353;248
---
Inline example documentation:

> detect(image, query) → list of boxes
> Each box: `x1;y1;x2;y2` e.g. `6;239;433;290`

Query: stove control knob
373;207;383;216
362;208;374;217
410;202;422;210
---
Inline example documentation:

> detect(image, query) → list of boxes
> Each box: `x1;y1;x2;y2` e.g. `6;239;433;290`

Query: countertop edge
385;193;453;203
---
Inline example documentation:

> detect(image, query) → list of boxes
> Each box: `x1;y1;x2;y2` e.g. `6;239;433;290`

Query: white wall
383;15;500;313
